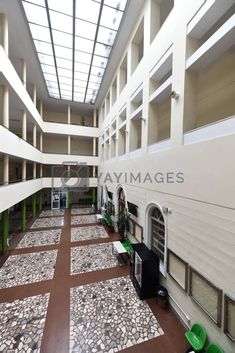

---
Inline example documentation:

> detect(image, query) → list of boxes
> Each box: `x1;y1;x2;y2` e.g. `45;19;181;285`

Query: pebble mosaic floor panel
71;208;92;215
71;215;96;225
40;209;65;217
31;217;64;229
71;243;122;275
16;229;61;248
0;250;58;288
0;293;50;353
70;276;163;353
71;226;108;242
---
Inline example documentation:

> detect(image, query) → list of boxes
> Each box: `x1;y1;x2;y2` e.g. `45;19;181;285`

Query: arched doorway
149;206;166;272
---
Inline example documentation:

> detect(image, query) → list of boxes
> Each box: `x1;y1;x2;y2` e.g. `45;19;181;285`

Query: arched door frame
145;202;168;276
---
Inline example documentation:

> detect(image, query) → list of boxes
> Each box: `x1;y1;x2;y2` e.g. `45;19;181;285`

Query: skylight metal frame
21;0;128;104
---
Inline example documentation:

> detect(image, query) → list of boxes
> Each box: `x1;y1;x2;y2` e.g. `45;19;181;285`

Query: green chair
185;323;207;352
205;343;224;353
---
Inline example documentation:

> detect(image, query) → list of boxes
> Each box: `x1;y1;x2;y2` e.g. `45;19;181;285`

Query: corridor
0;208;187;353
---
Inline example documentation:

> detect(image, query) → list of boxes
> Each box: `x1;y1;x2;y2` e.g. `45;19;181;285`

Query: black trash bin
156;285;168;309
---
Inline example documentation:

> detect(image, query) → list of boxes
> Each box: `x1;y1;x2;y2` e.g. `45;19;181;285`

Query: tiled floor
31;217;64;229
71;243;123;275
0;208;188;353
0;250;57;288
71;208;92;215
16;229;61;248
0;293;50;353
70;276;163;353
71;226;108;242
71;214;96;225
40;209;65;217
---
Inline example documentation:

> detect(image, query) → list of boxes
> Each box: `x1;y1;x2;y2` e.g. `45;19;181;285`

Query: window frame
167;249;188;292
189;266;222;327
224;294;235;341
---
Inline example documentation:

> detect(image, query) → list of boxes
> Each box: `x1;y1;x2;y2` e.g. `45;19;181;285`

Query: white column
40;164;43;178
40;132;43;152
22;160;26;181
2;85;9;128
22;110;27;140
68;105;71;124
1;14;9;56
33;84;37;105
3;155;9;185
21;59;27;87
40;100;43;117
33;124;37;148
33;163;36;179
68;136;71;154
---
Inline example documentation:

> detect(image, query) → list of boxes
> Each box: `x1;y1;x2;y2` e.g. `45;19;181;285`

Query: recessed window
189;267;222;326
131;18;144;74
167;250;188;291
224;294;235;341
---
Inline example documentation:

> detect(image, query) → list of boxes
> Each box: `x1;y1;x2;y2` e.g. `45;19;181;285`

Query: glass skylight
21;0;128;104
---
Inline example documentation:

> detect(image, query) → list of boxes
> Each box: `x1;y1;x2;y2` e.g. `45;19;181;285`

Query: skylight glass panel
100;6;123;30
56;57;72;70
23;2;48;26
75;0;100;24
74;72;89;81
75;19;97;41
90;66;105;77
52;30;73;48
59;76;72;85
75;37;94;54
92;55;108;68
41;64;56;75
22;0;127;103
97;27;116;46
54;45;72;60
57;67;72;78
74;62;90;74
104;0;128;12
24;0;45;6
46;81;58;89
75;51;92;65
94;42;112;57
29;23;51;42
50;11;73;33
38;53;55;66
43;72;57;82
47;0;73;16
34;40;53;56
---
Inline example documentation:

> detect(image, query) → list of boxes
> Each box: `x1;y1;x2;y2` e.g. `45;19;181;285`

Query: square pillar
1;209;9;255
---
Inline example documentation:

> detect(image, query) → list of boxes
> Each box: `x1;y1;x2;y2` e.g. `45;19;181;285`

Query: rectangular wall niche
189;267;222;326
167;250;188;291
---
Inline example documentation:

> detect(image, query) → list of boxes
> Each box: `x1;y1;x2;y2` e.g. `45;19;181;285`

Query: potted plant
103;201;114;233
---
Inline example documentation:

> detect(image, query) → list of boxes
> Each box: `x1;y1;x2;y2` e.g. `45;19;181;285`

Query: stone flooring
0;293;50;353
71;214;96;225
71;226;108;242
71;243;123;275
40;209;65;217
70;276;163;353
31;217;64;229
0;207;188;353
16;229;61;248
71;208;92;215
0;250;57;288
